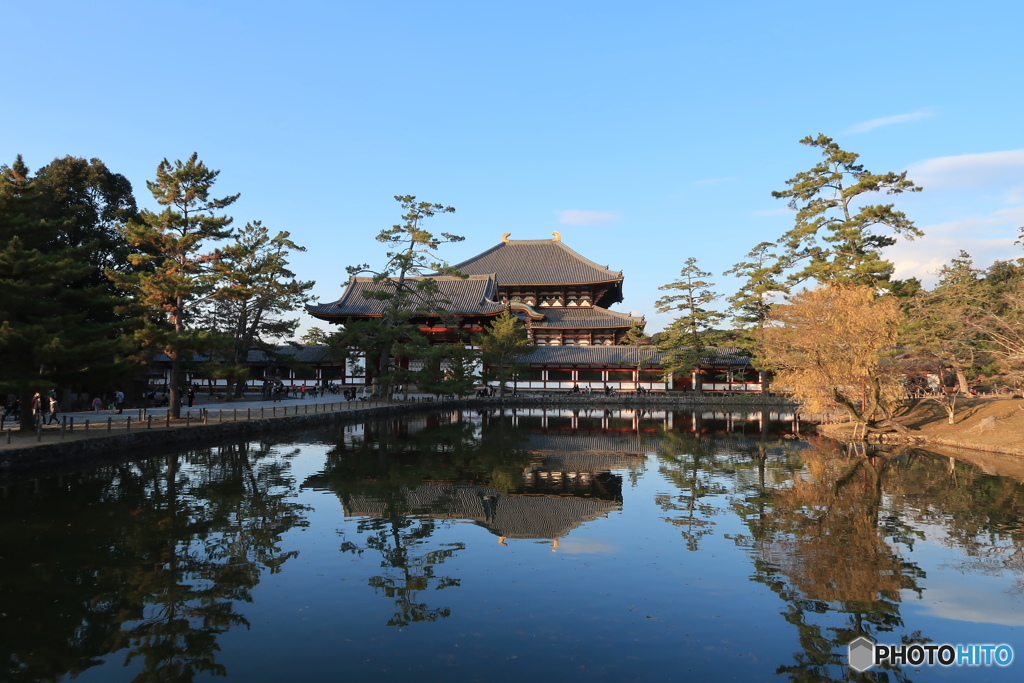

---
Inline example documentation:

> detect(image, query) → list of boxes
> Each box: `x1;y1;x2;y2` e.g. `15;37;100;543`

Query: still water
1;408;1022;682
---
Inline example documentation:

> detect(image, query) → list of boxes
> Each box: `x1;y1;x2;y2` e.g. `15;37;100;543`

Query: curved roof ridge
449;238;623;285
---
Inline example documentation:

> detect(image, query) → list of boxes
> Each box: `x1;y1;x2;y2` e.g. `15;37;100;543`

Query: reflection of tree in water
0;438;308;682
321;414;533;627
324;413;532;493
886;449;1024;596
735;438;925;682
654;431;731;551
339;488;465;627
320;411;630;626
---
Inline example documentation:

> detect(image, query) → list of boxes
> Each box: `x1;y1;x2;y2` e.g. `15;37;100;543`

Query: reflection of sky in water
896;520;1024;629
553;537;619;555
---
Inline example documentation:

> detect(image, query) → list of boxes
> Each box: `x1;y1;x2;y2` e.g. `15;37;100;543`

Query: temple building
303;234;763;393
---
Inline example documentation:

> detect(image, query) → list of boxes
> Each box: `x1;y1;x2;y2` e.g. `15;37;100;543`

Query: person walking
92;396;102;413
187;386;195;408
31;392;42;425
115;389;125;414
47;394;60;425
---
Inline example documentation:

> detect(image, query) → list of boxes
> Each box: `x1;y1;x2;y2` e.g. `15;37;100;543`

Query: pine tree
209;221;315;397
724;242;788;393
112;154;239;417
477;310;536;397
655;257;725;391
0;156;132;430
345;195;462;396
771;135;922;287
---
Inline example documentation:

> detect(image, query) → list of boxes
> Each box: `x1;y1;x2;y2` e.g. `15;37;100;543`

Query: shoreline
0;394;796;476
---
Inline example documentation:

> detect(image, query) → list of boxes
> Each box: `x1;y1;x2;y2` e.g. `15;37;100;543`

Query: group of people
25;390;66;426
88;390;126;414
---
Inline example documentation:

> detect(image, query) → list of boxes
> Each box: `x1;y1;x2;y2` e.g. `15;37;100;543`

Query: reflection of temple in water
338;482;623;545
313;407;803;546
481;407;803;454
308;419;646;545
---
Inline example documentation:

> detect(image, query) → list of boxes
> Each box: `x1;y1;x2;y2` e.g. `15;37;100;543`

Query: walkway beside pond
0;391;797;475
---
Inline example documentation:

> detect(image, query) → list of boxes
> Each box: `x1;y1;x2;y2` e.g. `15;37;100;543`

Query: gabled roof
699;347;755;367
529;306;640;330
153;345;334;364
450;237;623;287
306;274;507;320
517;346;663;366
331;483;621;540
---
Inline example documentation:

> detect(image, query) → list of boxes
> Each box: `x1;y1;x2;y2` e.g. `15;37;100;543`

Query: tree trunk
169;353;182;419
954;368;970;395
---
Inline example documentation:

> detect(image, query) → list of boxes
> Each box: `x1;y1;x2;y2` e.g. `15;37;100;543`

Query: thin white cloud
752;207;792;217
556;210;620;226
886;207;1024;285
845;110;934;134
907;149;1024;191
693;177;734;186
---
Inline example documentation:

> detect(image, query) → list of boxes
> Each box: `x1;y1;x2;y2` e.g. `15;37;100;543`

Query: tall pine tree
112;154;239;417
655;257;725;392
345;195;462;396
0;156;133;430
771;135;922;288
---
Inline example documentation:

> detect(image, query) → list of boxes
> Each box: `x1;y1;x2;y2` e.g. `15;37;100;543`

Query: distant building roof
450;237;623;288
153;345;335;365
336;483;621;540
307;274;507;320
699;348;754;367
529;306;640;330
517;346;663;366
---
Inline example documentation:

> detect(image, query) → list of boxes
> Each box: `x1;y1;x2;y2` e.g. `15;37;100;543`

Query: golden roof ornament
551;231;561;242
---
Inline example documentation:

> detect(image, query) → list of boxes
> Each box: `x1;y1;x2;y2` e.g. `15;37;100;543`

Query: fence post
233;409;237;422
166;411;170;428
148;415;152;429
107;417;112;432
186;412;190;427
248;408;251;420
126;416;131;431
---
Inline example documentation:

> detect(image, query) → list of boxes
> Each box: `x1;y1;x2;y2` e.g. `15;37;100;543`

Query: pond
1;407;1021;682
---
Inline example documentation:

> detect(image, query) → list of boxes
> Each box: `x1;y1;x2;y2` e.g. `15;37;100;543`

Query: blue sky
5;1;1023;334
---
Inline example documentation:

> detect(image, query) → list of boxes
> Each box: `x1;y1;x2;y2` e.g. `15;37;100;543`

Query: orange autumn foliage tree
756;284;905;434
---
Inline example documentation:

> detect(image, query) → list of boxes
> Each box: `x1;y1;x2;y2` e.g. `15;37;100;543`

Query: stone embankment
0;393;795;475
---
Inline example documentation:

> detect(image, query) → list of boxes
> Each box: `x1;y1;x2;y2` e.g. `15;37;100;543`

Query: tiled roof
337;483;620;540
526;437;658;459
699;348;755;366
307;274;507;319
449;238;623;286
517;345;664;366
247;345;334;363
530;306;640;329
153;345;335;364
